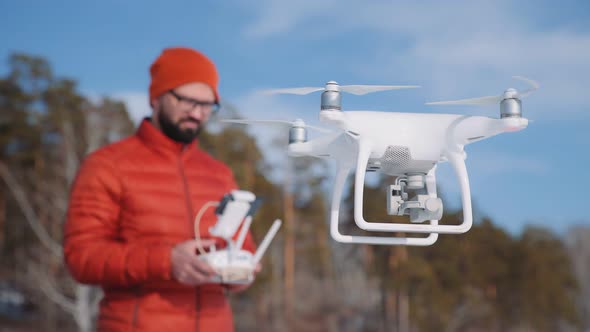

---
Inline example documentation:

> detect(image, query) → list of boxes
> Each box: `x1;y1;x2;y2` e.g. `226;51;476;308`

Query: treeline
0;53;588;332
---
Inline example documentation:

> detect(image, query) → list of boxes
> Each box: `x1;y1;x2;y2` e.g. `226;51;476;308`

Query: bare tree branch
90;287;103;317
27;262;76;315
34;177;68;217
74;285;101;332
0;162;62;257
85;109;106;154
62;119;80;185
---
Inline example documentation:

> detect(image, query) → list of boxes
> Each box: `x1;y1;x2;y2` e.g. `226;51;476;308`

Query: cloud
240;1;515;40
240;0;590;117
385;30;590;114
241;0;338;39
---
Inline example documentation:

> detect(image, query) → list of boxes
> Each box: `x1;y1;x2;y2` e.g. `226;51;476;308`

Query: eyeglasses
168;90;220;113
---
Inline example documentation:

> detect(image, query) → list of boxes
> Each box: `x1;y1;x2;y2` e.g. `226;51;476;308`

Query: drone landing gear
351;139;473;235
329;166;439;246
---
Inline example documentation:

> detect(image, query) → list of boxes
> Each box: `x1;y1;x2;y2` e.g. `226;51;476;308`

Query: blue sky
2;0;589;235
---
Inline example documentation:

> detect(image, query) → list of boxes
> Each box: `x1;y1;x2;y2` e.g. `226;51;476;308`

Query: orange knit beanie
149;47;219;102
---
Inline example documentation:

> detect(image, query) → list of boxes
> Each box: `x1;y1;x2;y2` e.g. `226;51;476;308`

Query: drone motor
221;118;332;145
289;125;307;143
321;81;342;111
500;94;522;118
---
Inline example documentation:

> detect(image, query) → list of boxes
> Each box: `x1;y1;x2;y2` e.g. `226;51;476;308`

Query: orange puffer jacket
64;119;256;332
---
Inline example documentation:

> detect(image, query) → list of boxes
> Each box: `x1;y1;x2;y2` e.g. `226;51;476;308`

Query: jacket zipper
131;300;139;330
177;148;200;332
131;287;141;330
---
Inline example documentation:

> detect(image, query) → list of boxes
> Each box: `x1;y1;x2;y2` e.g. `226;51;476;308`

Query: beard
157;107;203;143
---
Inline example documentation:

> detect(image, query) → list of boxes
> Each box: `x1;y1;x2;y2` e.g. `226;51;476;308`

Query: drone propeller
263;87;324;95
263;81;420;96
221;118;332;133
340;85;421;95
426;76;539;106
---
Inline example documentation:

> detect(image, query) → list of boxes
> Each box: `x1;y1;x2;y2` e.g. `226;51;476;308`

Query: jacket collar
136;118;200;160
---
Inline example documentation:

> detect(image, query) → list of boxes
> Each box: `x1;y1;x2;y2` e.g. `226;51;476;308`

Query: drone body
224;78;536;246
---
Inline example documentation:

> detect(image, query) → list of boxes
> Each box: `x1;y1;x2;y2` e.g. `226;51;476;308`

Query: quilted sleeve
63;153;173;287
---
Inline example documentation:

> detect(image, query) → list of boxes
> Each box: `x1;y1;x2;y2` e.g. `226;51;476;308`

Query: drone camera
387;178;443;223
406;174;425;189
387;184;404;215
409;195;443;223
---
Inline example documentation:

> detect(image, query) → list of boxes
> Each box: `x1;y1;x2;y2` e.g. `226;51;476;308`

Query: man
63;47;258;332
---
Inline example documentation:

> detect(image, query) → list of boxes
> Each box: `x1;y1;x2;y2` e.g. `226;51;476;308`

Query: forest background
0;53;588;332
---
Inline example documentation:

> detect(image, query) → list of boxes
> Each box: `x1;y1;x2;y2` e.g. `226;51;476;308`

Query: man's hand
171;239;217;286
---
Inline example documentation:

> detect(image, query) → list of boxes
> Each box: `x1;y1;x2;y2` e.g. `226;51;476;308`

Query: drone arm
288;132;342;157
329;165;438;246
452;116;529;145
352;139;472;234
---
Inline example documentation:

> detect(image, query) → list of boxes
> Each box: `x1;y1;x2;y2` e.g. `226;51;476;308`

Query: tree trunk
254;293;269;332
381;281;393;332
0;189;4;252
397;246;409;332
271;243;285;331
283;185;295;329
398;289;410;332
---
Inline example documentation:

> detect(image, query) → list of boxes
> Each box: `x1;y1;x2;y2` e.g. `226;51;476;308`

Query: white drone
223;78;537;246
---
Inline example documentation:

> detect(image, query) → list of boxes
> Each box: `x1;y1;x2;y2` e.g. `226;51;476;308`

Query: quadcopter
223;77;537;246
